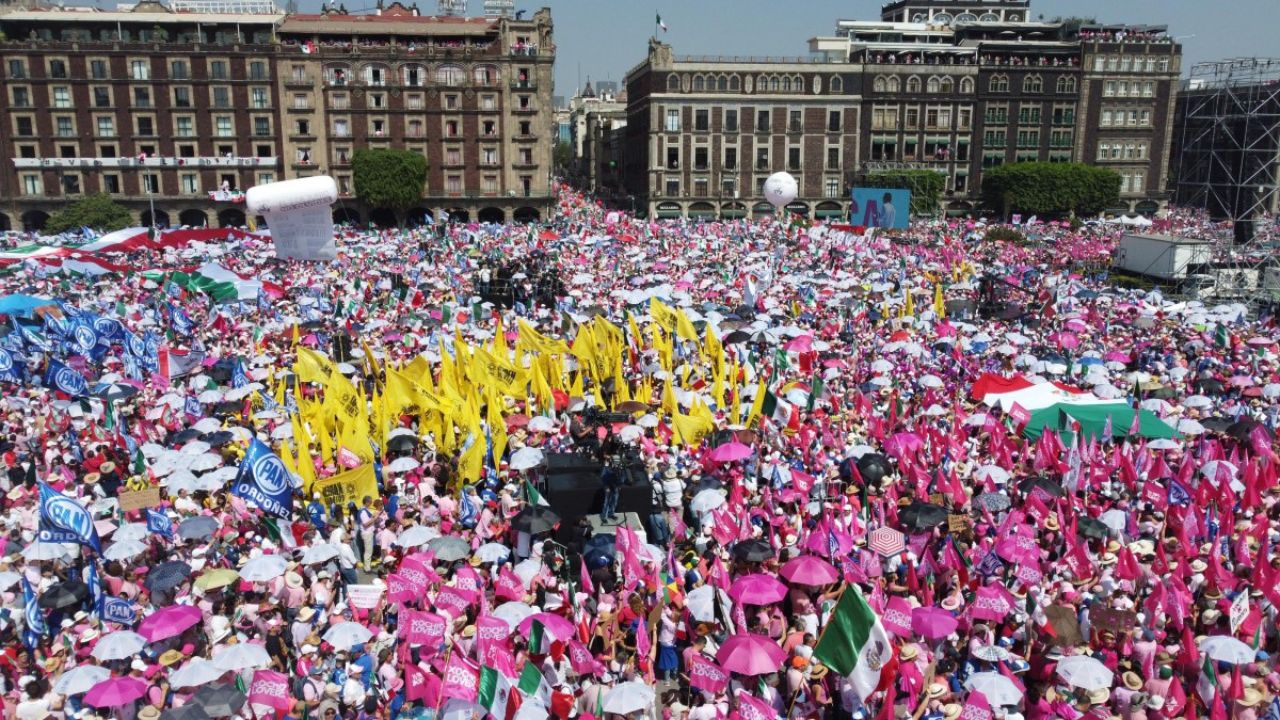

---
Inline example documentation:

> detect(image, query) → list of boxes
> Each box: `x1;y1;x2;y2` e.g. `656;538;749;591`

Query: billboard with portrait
850;188;911;230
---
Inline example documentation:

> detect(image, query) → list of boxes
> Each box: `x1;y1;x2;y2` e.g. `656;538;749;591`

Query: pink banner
404;610;448;648
882;596;914;638
1013;563;1042;588
405;663;438;704
455;565;482;594
475;615;510;668
399;555;440;590
441;654;480;702
735;691;775;720
970;587;1013;622
248;669;292;712
495;567;525;602
688;654;730;694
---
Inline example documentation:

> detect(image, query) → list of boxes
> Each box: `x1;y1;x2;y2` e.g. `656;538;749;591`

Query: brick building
0;0;555;231
622;0;1181;220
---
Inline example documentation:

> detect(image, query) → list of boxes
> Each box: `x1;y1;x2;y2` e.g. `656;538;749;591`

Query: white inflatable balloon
246;176;339;261
763;172;799;210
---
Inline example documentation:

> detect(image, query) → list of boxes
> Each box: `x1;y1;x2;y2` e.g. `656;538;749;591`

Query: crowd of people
0;186;1279;720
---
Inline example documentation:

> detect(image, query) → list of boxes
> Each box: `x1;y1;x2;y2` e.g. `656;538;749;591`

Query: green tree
45;194;134;234
981;162;1120;219
553;141;572;171
862;169;946;216
352;148;428;219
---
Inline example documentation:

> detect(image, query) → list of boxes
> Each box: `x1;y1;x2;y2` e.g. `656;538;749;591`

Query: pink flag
567;638;601;677
579;560;595;595
247;670;292;712
963;689;995;720
404;610;448;648
635;618;651;658
688;654;731;694
970;587;1012;622
441;654;480;702
386;573;417;605
495;567;525;602
475;615;510;668
735;691;775;720
399;555;441;590
882;597;914;638
455;565;483;594
405;663;438;703
435;586;474;618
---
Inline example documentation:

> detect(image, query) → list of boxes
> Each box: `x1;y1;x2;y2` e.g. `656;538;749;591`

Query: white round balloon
762;172;798;210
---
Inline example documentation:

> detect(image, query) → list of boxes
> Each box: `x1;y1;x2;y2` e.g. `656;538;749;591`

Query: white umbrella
386;457;421;473
240;555;289;583
975;465;1011;485
193;418;223;433
388;427;417;439
22;542;76;562
1147;438;1181;450
964;672;1023;707
114;523;150;542
492;601;537;627
141;442;167;458
509;447;546;471
201;466;240;485
870;360;895;373
54;665;111;696
212;642;271;671
918;374;944;389
690;489;726;514
527;416;558;433
603;682;656;715
92;630;147;661
396;525;437;548
1202;460;1238;481
475;542;511;563
181;440;211;455
1183;395;1213;408
1055;655;1114;691
301;544;341;564
684;585;733;622
618;425;645;443
323;621;373;650
1200;635;1255;664
188;453;223;472
512;559;542;587
1177;419;1205;435
636;414;659;428
103;539;148;561
1099;509;1128;533
169;658;226;688
0;571;20;591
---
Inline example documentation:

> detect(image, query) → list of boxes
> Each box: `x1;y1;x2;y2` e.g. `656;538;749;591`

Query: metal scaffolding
1174;58;1280;240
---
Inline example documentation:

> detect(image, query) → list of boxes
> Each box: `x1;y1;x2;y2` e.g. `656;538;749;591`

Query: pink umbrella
779;555;839;586
517;612;576;641
708;442;754;463
730;574;788;605
715;633;787;675
912;606;959;640
138;603;203;642
84;676;148;708
868;527;906;557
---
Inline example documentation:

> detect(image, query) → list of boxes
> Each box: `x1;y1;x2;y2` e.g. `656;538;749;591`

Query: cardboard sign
1230;592;1250;634
929;493;946;506
1091;606;1137;634
346;583;385;609
117;488;162;511
948;514;971;533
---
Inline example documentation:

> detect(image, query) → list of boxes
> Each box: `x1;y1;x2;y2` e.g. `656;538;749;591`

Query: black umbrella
171;428;202;444
723;330;752;345
190;683;247;718
511;505;560;534
1196;378;1226;395
207;365;233;384
1228;418;1270;444
213;401;242;417
162;704;213;720
1077;517;1109;541
944;299;977;316
583;534;616;569
1018;476;1064;498
730;539;773;563
201;431;234;447
178;515;219;541
93;383;140;401
147;560;193;592
898;502;948;532
1202;417;1234;434
38;580;89;610
387;435;419;453
855;453;892;485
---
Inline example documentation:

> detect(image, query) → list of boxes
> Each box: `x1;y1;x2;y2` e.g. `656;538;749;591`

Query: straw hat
100;462;116;474
927;683;947;699
942;704;962;720
1189;559;1208;573
1239;688;1264;707
158;649;183;667
297;607;316;622
899;644;919;662
1087;687;1111;705
284;572;303;589
809;663;828;680
1122;671;1142;691
137;708;161;720
1044;516;1060;531
83;472;101;484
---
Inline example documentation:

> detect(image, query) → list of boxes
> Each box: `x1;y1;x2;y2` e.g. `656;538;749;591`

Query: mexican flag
656;13;667;31
1196;652;1218;703
517;662;552;709
524;479;549;507
478;666;514;717
527;619;550;654
813;586;893;700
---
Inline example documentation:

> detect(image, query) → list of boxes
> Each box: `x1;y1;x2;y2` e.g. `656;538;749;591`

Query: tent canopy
1024;402;1179;441
0;293;57;317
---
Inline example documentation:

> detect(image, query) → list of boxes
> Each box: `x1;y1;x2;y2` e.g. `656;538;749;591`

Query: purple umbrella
779;555;839;587
84;676;148;708
715;633;787;676
912;606;959;640
138;603;203;642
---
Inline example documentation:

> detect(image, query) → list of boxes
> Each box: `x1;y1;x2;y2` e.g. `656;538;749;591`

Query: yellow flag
934;283;946;319
487;392;508;468
746;380;767;427
295;347;337;385
673;307;699;343
904;287;915;317
518;319;570;354
292;416;318;488
311;464;379;508
661;380;678;418
291;323;300;347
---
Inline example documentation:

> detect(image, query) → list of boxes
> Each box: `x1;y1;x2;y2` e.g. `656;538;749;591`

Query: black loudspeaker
542;452;653;523
332;334;354;363
1234;219;1255;245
